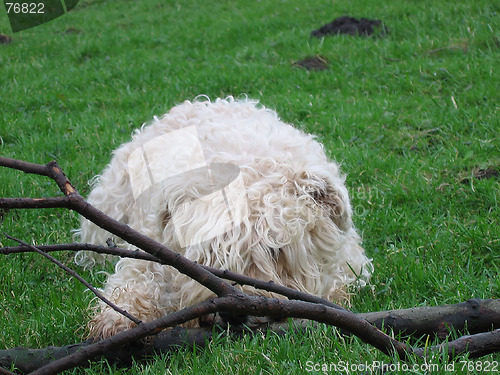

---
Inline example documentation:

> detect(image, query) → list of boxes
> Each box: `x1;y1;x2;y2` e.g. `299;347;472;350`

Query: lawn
0;0;499;373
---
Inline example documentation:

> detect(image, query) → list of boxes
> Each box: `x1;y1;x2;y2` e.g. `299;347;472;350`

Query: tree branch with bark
0;157;499;374
1;299;499;373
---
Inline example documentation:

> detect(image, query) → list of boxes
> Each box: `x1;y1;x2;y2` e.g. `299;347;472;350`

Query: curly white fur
76;97;372;337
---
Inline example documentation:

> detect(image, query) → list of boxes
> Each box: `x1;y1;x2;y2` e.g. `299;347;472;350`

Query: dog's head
157;155;369;303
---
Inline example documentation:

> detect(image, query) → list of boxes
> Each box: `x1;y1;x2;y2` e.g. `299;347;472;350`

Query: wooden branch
267;299;500;340
4;235;142;326
2;301;499;373
415;329;500;359
356;298;500;339
26;296;410;375
0;157;241;300
0;197;72;209
204;265;345;310
0;243;159;262
0;157;52;176
0;328;216;374
0;366;17;375
1;242;344;310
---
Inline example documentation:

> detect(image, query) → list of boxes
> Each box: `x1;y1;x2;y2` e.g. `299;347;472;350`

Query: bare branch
2;302;499;373
0;243;159;262
0;157;52;177
0;159;241;300
356;298;500;338
1;242;343;310
415;329;500;360
203;265;345;310
0;366;17;375
3;235;142;326
0;197;72;210
28;296;410;375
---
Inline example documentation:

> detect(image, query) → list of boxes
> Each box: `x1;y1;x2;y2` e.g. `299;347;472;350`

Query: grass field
1;0;499;373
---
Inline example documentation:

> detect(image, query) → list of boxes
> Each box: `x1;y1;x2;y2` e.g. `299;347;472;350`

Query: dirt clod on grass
459;167;499;183
311;16;388;38
63;27;82;34
0;34;12;44
293;56;328;71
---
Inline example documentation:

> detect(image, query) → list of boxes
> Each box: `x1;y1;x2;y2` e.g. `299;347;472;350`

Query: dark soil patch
473;168;499;180
311;16;388;38
62;27;82;34
460;167;499;183
0;34;12;44
293;56;328;71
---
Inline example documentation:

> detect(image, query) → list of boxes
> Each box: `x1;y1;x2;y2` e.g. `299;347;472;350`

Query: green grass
1;0;499;373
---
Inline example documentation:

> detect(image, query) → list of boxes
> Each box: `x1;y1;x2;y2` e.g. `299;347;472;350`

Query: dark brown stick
0;157;51;176
0;197;72;209
0;243;159;262
28;296;410;375
0;158;240;300
414;329;500;359
2;303;499;373
0;366;17;375
3;235;142;326
356;298;500;339
1;243;344;310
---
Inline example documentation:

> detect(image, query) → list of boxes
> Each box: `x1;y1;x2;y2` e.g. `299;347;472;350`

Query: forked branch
0;157;499;374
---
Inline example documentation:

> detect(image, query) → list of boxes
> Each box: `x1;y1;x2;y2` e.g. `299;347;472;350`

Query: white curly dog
76;97;372;338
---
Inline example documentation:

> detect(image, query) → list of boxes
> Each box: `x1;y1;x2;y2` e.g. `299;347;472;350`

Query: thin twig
204;265;345;310
0;197;72;209
1;242;344;310
3;234;142;326
0;243;159;262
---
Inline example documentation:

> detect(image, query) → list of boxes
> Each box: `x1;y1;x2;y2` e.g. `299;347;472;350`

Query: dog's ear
300;171;351;232
312;185;350;231
160;208;172;228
